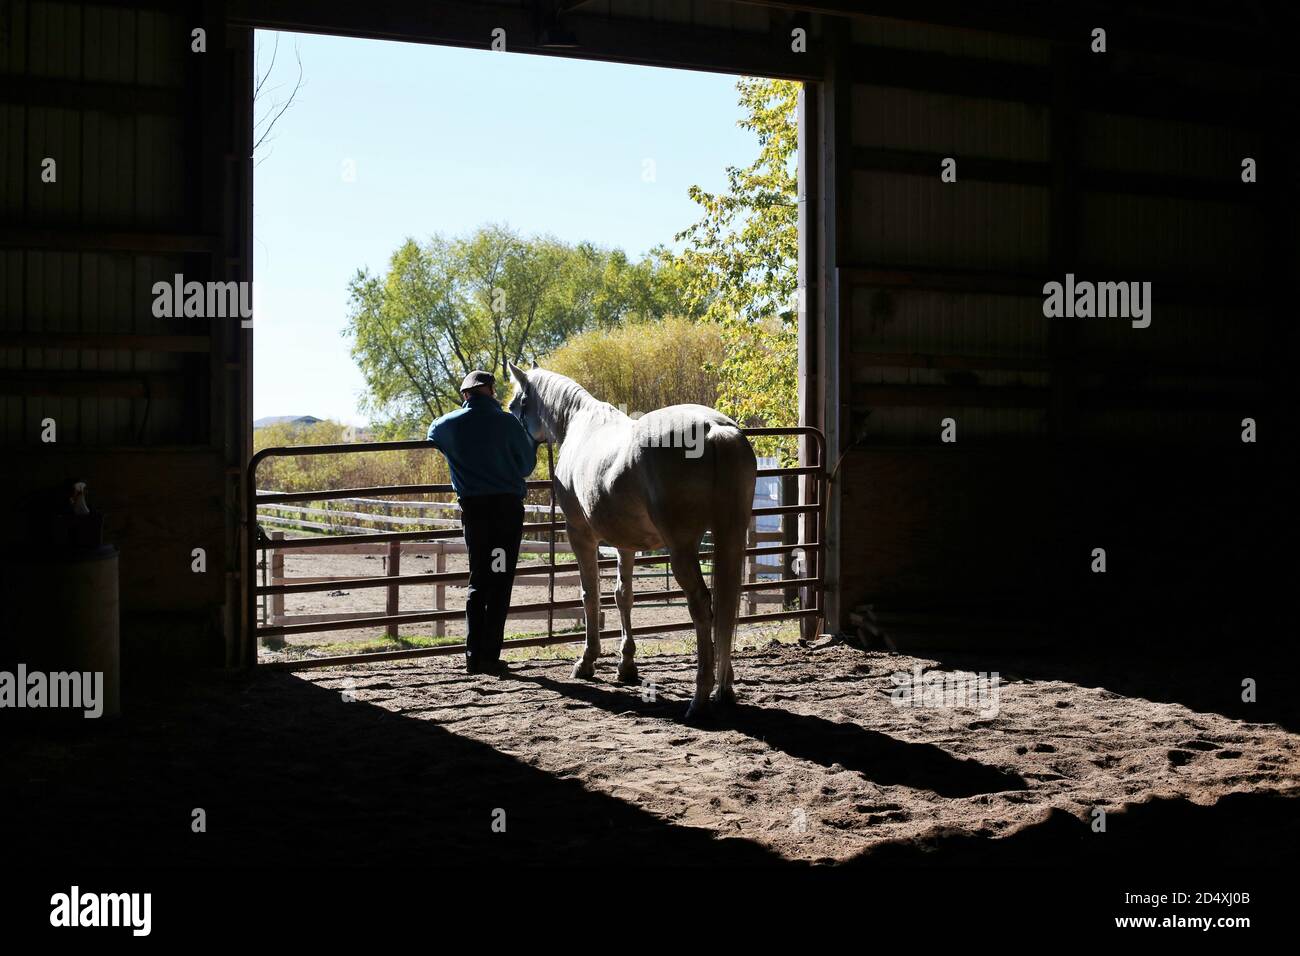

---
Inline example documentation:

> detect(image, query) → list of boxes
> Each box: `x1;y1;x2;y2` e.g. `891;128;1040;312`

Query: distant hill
253;416;375;442
254;415;324;429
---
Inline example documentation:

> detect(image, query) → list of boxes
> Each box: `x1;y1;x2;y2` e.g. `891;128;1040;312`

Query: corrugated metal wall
835;11;1294;643
1;2;193;445
1;0;245;664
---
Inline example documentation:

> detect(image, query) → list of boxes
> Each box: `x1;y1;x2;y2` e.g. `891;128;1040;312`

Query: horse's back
633;404;754;467
632;405;756;532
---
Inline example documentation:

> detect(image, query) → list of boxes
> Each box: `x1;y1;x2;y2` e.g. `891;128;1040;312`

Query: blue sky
252;31;764;425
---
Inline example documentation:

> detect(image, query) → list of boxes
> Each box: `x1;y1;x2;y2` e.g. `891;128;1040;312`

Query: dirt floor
4;639;1298;867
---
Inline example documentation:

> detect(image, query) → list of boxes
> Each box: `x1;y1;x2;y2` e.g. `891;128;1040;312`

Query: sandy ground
297;642;1300;862
10;639;1295;867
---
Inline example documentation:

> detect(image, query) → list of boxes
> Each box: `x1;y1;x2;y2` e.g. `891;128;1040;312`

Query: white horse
507;362;757;722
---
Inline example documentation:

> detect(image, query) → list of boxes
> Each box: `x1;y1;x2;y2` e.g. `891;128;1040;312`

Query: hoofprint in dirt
303;641;1300;863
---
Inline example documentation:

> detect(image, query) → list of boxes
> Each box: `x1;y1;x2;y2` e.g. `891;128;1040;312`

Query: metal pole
270;531;284;625
385;540;401;638
547;442;555;645
434;542;446;638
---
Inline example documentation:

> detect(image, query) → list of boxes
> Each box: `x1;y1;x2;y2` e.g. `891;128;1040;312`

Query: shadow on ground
517;670;1027;797
920;645;1300;735
848;789;1300;867
2;666;1295;867
0;671;780;866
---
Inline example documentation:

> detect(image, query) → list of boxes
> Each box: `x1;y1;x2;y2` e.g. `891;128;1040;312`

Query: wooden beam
851;45;1049;107
850;382;1265;412
852;383;1051;409
1078;389;1269;412
227;0;821;81
796;80;820;641
848;43;1270;130
852;146;1261;205
817;22;851;634
853;146;1050;187
0;370;190;399
0;226;222;254
0;331;211;352
839;263;1266;307
850;350;1267;377
6;442;223;454
851;351;1052;373
728;1;1279;71
0;76;183;115
841;264;1043;297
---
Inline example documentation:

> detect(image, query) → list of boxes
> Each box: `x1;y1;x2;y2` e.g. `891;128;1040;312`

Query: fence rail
244;427;825;670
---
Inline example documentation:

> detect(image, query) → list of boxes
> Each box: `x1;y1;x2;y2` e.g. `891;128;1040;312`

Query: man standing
427;370;538;675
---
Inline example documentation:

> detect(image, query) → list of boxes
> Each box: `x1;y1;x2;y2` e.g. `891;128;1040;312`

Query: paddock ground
4;639;1298;867
257;548;778;660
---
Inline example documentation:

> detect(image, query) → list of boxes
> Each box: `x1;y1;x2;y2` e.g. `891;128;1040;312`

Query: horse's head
507;361;548;444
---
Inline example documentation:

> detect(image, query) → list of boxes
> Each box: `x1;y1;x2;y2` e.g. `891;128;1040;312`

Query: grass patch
308;632;465;656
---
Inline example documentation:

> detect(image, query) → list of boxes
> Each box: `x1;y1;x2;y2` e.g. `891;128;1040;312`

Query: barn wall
0;0;246;666
5;1;1292;666
832;14;1296;646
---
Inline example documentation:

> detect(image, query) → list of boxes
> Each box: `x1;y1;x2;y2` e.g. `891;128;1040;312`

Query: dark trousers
459;494;525;668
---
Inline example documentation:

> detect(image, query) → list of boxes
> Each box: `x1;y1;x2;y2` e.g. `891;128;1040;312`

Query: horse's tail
709;426;757;688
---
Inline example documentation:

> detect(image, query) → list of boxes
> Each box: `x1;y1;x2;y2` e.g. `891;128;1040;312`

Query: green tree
673;77;800;448
345;224;687;436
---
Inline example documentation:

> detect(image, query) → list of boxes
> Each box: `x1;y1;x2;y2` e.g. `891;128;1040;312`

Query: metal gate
244;427;825;670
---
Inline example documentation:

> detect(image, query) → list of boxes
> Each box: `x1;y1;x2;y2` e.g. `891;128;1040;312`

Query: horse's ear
507;361;528;390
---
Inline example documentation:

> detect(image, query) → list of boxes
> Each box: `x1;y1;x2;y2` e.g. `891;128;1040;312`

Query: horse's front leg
615;548;638;684
569;523;603;680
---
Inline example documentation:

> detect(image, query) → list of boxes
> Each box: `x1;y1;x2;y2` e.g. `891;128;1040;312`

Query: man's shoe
481;659;508;677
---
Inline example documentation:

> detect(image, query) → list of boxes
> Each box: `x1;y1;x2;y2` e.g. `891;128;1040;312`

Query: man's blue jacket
427;393;538;498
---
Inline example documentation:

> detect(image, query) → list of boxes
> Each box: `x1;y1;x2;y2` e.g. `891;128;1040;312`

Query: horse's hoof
572;658;596;680
616;662;639;685
683;699;713;724
711;685;736;708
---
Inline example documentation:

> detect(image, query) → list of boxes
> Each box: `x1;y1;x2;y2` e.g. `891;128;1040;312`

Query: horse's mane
522;369;624;440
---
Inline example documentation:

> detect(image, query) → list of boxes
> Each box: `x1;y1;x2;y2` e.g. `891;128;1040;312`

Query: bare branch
252;36;304;158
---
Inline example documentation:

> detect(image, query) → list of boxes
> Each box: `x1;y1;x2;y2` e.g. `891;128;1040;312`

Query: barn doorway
240;26;819;666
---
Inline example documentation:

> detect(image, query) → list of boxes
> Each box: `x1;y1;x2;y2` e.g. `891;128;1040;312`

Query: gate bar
259;576;823;638
259;541;824;596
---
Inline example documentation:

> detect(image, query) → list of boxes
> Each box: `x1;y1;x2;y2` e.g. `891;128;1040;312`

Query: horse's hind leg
709;521;746;709
615;548;639;684
669;546;714;722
